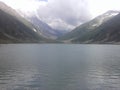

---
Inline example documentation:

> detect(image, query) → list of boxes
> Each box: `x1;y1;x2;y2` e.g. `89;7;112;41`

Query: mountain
58;10;120;43
26;16;67;39
17;11;68;39
84;13;120;43
1;1;120;44
0;1;48;43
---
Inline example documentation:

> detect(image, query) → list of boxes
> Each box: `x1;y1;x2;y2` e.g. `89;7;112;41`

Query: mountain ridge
0;1;49;43
58;10;120;44
16;10;68;39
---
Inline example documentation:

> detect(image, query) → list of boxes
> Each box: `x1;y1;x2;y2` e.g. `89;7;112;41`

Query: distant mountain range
18;11;68;39
58;10;120;44
1;1;120;44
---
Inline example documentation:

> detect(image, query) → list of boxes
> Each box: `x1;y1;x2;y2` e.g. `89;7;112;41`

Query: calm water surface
0;44;120;90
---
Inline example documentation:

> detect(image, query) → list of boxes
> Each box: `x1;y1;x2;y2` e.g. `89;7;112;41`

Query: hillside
58;11;120;44
0;1;48;43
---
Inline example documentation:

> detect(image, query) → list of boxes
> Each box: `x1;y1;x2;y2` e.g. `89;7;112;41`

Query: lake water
0;44;120;90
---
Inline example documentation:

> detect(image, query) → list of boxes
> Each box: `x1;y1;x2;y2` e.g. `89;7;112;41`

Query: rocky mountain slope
0;1;48;43
58;10;120;44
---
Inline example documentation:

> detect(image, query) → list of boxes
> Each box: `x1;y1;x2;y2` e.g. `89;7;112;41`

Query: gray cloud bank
37;0;92;31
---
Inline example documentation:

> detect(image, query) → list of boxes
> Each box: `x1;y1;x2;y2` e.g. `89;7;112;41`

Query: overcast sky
1;0;120;31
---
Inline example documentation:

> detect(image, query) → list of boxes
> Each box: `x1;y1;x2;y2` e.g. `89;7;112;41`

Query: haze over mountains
18;11;68;39
0;1;120;44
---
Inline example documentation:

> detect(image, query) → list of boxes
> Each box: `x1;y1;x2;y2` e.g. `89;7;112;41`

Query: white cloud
47;18;75;31
88;0;120;18
38;0;120;30
37;0;91;30
1;0;120;31
0;0;39;11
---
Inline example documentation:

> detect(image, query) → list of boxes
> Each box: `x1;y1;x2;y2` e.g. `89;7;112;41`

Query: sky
1;0;120;31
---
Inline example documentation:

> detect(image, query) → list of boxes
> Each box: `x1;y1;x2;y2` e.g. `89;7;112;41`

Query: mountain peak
58;10;120;41
89;10;120;29
104;10;120;17
105;10;120;14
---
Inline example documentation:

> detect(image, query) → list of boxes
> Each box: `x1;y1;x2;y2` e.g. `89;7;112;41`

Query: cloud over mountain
37;0;92;30
1;0;120;31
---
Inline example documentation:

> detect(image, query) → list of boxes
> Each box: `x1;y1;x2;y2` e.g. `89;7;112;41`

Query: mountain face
17;11;68;39
26;16;67;39
0;1;48;43
58;10;120;43
86;13;120;43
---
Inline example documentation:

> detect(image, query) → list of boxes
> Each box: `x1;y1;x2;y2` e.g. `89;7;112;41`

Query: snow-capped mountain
58;10;119;42
87;10;119;29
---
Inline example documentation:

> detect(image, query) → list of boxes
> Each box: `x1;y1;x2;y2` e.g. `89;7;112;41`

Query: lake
0;44;120;90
